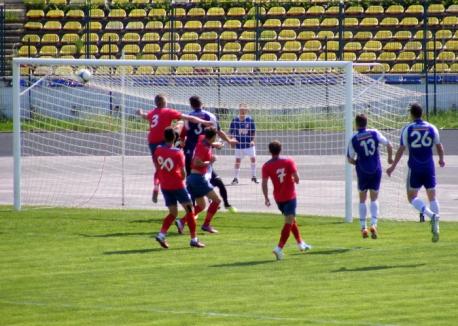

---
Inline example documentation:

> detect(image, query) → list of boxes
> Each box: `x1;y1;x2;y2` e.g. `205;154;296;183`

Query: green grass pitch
1;207;457;325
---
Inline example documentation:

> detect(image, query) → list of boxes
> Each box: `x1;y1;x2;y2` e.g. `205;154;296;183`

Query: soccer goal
12;58;421;221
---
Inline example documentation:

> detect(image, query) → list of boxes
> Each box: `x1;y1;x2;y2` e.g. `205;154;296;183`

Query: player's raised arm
386;145;405;176
136;109;149;120
181;114;213;127
217;129;238;146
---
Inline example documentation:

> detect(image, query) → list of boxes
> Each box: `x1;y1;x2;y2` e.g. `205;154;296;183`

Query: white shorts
235;146;256;159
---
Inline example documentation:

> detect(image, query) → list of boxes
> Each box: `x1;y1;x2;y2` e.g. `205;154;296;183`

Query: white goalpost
12;58;421;221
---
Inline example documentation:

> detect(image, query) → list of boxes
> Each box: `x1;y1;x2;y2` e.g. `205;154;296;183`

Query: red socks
185;212;196;238
203;201;220;226
278;223;292;248
291;222;302;244
160;214;175;234
180;205;203;226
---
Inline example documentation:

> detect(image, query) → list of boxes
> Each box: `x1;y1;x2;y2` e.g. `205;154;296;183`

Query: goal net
12;58;421;220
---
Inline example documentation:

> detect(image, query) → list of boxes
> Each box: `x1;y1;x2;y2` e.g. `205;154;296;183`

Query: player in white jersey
386;104;445;242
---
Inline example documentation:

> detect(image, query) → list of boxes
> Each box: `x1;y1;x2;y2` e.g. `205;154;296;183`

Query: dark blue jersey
347;128;389;174
229;116;256;149
183;109;219;156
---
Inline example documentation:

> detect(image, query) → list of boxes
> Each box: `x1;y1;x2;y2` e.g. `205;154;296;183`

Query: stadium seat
386;5;404;14
383;42;403;51
378;52;396;61
202;43;219;53
446;4;458;13
33;65;53;74
46;9;64;19
298;31;316;40
397;52;416;61
278;30;297;41
326;6;340;15
344;41;362;51
207;7;225;17
145;21;163;30
18;45;37;56
49;0;66;5
115;66;134;75
95;66;111;75
105;21;123;31
243;20;257;29
183;20;202;30
363;40;382;51
123;32;140;42
41;34;59;44
283;18;300;28
200;53;218;61
160;54;178;61
287;7;305;15
227;7;245;17
181;32;199;41
319;52;337;61
262;41;281;52
445;40;458;50
60;45;77;56
161;32;180;42
442;16;458;26
417;51;435;60
165;21;183;30
148;8;166;18
220;54;237;61
39;45;58;56
264;19;281;28
450;63;458;73
142;33;160;42
267;6;286;16
360;18;378;27
81;33;99;43
200;32;217;42
182;43;201;53
63;21;82;31
101;33;120;43
108;9;126;18
326;40;340;51
43;21;62;31
371;63;390;73
123;55;136;60
26;9;44;19
391;63;410;74
82;44;98;55
358;52;377;61
303;40;322;51
188;7;205;17
406;5;424;13
354;65;371;73
404;41;422;51
132;0;149;4
129;9;146;18
203;21;222;29
240;53;256;61
55;66;74;76
374;30;393;40
307;5;325;15
344;31;354;40
365;6;384;14
239;31;256;41
428;4;445;13
354;31;373;40
179;54;198;62
22;34;40;43
162;42;181;53
173;8;186;17
394;31;412;40
414;30;432;40
426;41;443;50
321;18;338;27
220;31;237;41
437;51;456;61
346;6;364;14
283;41;302;52
142;44;160;54
316;31;333;40
411;63;424;73
300;52;318;61
61;33;79;43
175;67;194;75
436;29;453;39
400;17;419;27
223;20;241;29
260;30;277;41
242;42;257;52
100;44;119;55
259;53;277;73
88;9;104;20
303;18;320;27
380;18;399;26
343;52;357;61
430;63;449;73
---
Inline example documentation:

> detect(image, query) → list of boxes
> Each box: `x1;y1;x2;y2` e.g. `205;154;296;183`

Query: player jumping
386;103;445;242
136;94;212;203
262;140;311;260
347;113;393;239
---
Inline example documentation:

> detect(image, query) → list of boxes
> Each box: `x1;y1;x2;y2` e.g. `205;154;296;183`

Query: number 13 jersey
347;128;389;174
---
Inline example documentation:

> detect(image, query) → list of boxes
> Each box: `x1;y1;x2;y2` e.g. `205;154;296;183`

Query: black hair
155;94;167;108
204;127;217;140
163;127;176;143
269;141;282;155
355;113;368;128
410;103;423;119
189;95;202;109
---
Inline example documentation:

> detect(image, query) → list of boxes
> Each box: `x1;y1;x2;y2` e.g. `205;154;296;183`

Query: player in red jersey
152;127;204;249
137;94;212;203
262;140;312;260
186;127;223;234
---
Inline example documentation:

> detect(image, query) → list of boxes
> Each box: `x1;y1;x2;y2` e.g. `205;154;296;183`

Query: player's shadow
130;219;162;224
104;247;189;255
210;260;275;268
79;232;156;238
306;248;352;255
331;263;426;273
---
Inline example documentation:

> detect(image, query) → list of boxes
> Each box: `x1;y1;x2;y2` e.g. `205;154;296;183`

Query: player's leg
210;170;237;213
425;170;440;242
359;190;369;238
155;194;178;249
232;155;241;185
180;200;205;248
407;169;435;219
201;190;221;233
177;175;206;230
249;147;258;183
149;143;160;203
369;190;379;239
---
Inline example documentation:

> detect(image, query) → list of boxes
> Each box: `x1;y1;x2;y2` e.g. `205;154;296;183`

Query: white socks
251;163;256;178
359;203;367;229
411;197;435;218
430;200;439;215
234;168;240;179
370;201;379;226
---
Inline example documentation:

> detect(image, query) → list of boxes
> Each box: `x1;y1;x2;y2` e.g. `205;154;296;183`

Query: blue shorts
276;198;297;217
148;142;163;156
161;188;192;207
407;168;436;191
356;169;381;192
186;173;214;198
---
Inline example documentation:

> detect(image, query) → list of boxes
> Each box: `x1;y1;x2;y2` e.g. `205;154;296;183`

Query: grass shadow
331;263;426;273
210;260;275;268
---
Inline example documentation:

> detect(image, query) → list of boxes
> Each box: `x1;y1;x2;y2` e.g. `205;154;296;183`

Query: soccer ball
76;69;92;83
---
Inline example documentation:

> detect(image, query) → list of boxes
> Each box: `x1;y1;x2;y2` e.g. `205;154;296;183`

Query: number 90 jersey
347;129;389;174
153;145;186;190
401;119;440;169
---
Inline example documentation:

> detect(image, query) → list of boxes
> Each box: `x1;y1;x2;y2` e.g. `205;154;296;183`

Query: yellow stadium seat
203;43;219;53
386;5;404;14
89;9;105;19
300;52;318;61
354;31;373;40
442;16;458;26
303;18;320;27
383;42;403;51
66;9;84;19
283;41;302;52
400;17;419;26
380;18;399;26
82;44;98;55
264;19;281;28
344;31;353;39
430;63;449;73
283;18;300;28
46;9;64;19
41;34;59;43
123;55;137;60
354;65;371;74
182;43;201;53
414;30;432;40
316;31;333;39
318;52;337;61
154;66;171;75
184;20;202;30
48;0;66;4
145;21;163;30
207;7;225;17
298;31;316;40
360;18;378;27
278;30;297;41
436;29;453;39
175;67;195;75
223;20;241;29
122;44;140;55
450;63;458;73
18;45;37;56
129;9;146;18
148;8;166;18
321;18;338;27
122;32;140;42
60;45;77;56
287;7;305;15
279;52;297;61
240;31;256;41
39;45;58;56
220;54;237;61
394;31;412;40
142;33;159;42
427;17;440;26
142;44;160;54
427;41;442;50
200;53;218;61
262;42;281;52
109;9;126;18
161;32;180;41
101;33;119;42
227;7;245;17
446;4;458;13
303;40;322;51
437;51;455;61
132;0;149;4
346;6;364;14
180;54;199;61
22;34;40;43
105;21;123;31
162;42;180;53
220;31;237;41
326;41;339;51
444;40;458;50
63;21;82;31
358;52;377;61
343;52;357;61
95;66;111;75
397;52;416;61
165;21;183;29
428;4;445;13
406;5;424;13
363;40;382;51
378;52;396;61
247;6;266;16
61;33;79;43
188;7;205;17
55;66;74;76
200;32;218;41
26;9;44;19
100;44;119;55
326;6;340;15
81;33;99;43
307;5;325;15
260;30;277;41
365;6;384;14
259;53;277;73
374;30;393;40
173;8;186;17
240;53;256;61
43;21;62;31
404;41;422;51
371;63;390;73
417;51;435;60
181;32;199;41
203;21;222;29
243;20;257;29
267;6;285;16
344;41;362;51
242;42;257;52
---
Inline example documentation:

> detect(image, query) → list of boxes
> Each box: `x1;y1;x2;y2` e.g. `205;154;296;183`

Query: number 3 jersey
400;119;440;170
153;145;186;190
183;109;219;156
146;108;182;144
262;157;297;203
347;128;389;174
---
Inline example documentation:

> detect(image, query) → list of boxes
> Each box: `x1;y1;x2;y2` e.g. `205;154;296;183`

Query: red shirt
153;145;186;190
191;135;212;175
146;108;182;144
262;157;297;203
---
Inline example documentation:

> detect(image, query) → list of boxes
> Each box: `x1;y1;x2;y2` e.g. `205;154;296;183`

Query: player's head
239;103;248;118
163;126;176;144
189;95;202;110
355;113;368;129
268;140;282;156
155;94;167;108
410;103;423;119
204;126;217;142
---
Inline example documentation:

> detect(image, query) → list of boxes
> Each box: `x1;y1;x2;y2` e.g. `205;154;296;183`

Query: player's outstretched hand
265;198;271;207
212;142;224;149
439;159;445;168
228;138;238;146
386;166;395;177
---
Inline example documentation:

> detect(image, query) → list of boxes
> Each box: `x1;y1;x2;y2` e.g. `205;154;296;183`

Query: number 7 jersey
262;157;297;202
347;128;389;174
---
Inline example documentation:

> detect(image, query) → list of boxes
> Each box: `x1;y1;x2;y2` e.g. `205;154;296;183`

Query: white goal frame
12;58;354;222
